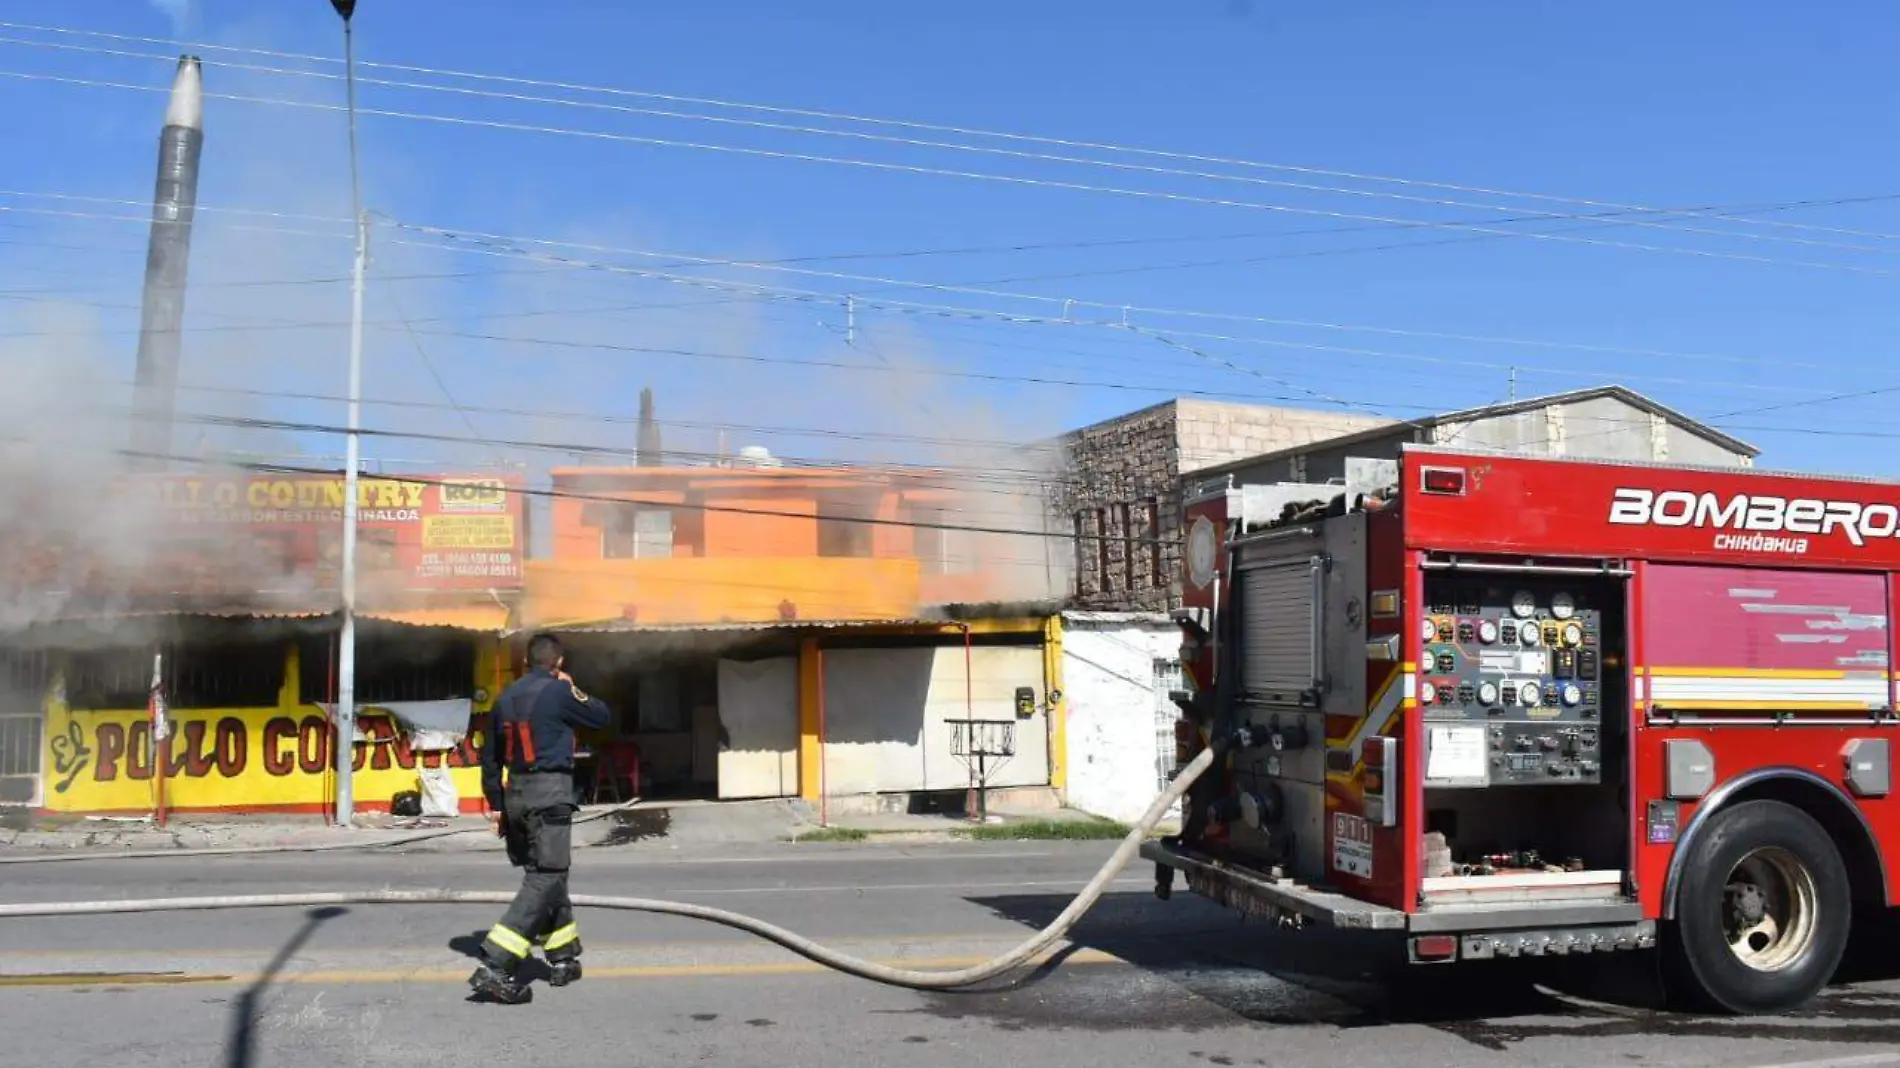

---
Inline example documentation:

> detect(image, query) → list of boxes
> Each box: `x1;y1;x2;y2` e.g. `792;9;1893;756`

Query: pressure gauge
1478;681;1499;706
1420;681;1438;705
1511;590;1537;618
1519;681;1542;707
1420;618;1438;643
1562;684;1583;707
1520;622;1543;647
1551;591;1576;620
1477;619;1499;644
1562;622;1584;648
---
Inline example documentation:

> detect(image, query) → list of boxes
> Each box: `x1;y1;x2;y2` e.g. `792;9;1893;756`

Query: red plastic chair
591;740;642;803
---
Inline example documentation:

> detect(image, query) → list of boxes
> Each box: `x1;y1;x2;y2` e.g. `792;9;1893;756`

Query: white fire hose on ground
0;747;1219;991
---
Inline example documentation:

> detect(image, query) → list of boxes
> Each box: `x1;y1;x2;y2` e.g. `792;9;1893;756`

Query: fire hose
0;746;1218;991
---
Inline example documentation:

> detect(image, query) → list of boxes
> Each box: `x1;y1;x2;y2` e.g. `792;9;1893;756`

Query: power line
155;416;1065;510
162;381;1070;453
112;377;1900;465
157;408;1068;487
0;246;1853;416
0;239;1847;406
12;186;1526;277
0;193;1861;377
6;19;1894;246
105;446;1115;546
9;32;1897;261
384;217;1849;374
0;200;348;242
9;67;1900;280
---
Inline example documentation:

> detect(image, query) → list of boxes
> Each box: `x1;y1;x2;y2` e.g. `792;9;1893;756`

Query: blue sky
3;0;1899;505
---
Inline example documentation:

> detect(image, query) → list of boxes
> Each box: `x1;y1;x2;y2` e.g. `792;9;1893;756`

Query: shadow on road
224;906;348;1068
921;890;1900;1053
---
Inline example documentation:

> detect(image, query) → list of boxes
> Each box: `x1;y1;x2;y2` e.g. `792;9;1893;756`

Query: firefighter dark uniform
469;665;610;1003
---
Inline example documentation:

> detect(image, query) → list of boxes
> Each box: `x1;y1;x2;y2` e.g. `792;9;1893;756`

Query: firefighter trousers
481;772;581;972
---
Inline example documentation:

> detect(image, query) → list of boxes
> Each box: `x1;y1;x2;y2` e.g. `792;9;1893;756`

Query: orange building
523;457;1043;627
516;454;1066;811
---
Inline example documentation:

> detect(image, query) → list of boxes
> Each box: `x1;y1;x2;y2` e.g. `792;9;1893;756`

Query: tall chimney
637;386;663;466
128;55;206;470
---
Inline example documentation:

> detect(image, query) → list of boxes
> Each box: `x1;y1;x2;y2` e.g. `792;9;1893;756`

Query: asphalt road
2;840;1899;1068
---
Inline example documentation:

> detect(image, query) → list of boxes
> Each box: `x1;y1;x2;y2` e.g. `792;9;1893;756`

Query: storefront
548;616;1065;808
0;468;528;816
16;613;508;816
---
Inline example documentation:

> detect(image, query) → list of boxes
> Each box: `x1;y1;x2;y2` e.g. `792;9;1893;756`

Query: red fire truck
1142;445;1900;1015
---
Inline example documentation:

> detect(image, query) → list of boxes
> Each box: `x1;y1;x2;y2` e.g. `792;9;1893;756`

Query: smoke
0;7;1087;645
148;0;198;36
0;21;458;637
777;311;1073;612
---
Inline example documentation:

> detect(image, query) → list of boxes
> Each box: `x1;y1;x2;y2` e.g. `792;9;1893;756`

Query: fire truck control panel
1419;578;1608;787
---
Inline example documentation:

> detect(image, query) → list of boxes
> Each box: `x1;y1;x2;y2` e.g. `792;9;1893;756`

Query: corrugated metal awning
529;617;947;636
4;603;510;635
7;605;335;624
359;605;510;632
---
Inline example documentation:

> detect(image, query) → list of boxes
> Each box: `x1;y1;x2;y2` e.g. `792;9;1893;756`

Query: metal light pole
332;0;365;827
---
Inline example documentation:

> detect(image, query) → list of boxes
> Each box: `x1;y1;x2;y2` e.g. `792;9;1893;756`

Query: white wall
821;644;1050;796
715;656;800;799
1061;614;1180;825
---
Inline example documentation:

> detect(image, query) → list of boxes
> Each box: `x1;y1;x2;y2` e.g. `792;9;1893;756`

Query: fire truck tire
1661;799;1851;1015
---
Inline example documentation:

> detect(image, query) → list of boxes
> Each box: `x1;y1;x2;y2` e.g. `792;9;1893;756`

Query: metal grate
0;715;41;779
947;718;1016;822
296;634;475;705
1239;557;1324;698
1151;657;1183;791
1152;657;1184;820
947;719;1015;759
0;648;51;804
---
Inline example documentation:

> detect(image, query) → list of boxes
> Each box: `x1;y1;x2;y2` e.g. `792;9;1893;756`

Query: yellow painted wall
522;557;925;629
797;637;822;802
40;639;506;815
1044;614;1067;793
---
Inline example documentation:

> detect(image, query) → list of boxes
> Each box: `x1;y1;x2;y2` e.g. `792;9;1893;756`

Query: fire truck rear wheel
1662;799;1851;1015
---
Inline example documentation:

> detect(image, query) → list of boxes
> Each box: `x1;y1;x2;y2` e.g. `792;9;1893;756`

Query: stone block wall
1174;399;1392;474
1048;401;1181;612
1048;399;1395;613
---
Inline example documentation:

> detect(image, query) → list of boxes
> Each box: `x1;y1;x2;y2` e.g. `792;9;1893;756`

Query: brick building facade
1050;399;1390;611
1050;385;1757;614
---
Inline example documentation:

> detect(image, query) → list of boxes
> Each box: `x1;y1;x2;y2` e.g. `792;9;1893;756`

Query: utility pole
332;0;365;827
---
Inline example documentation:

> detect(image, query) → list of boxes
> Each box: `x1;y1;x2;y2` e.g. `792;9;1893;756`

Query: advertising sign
41;702;492;815
116;472;527;593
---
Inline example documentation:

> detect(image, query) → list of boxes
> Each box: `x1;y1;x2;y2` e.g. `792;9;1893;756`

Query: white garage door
820;644;1049;796
715;656;799;799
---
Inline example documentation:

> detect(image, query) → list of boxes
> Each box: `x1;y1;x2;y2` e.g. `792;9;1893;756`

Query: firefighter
468;633;611;1004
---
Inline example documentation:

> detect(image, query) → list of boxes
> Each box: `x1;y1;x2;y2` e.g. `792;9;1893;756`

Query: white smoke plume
1;8;1083;644
148;0;197;36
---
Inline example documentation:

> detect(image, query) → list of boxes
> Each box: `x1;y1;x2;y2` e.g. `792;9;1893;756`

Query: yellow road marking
0;949;1127;989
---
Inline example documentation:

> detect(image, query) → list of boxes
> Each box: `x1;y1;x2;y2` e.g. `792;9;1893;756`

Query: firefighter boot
467;961;532;1005
548;958;583;988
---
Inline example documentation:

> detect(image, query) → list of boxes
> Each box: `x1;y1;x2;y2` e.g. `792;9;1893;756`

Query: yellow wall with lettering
40;640;505;816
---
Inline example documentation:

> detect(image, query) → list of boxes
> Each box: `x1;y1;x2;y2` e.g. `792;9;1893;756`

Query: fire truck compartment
1142;838;1647;933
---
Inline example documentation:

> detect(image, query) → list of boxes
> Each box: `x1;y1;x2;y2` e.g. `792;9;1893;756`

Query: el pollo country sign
117;472;526;591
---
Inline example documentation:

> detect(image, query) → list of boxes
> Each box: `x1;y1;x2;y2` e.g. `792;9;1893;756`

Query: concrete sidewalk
0;797;815;855
0;797;1143;856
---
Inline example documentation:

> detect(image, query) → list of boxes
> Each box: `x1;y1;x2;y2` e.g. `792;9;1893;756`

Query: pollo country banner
112;471;527;592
